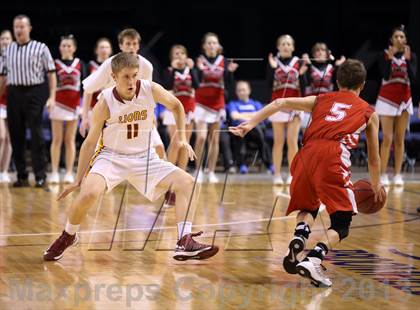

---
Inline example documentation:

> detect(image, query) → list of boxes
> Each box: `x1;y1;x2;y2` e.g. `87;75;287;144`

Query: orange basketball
353;179;387;214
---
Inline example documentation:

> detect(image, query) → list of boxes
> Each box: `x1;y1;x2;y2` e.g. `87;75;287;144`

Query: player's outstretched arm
365;112;385;203
58;98;109;200
151;82;196;161
79;92;93;137
229;96;316;137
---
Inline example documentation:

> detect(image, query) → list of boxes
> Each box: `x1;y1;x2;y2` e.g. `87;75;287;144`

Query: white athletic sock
177;221;192;240
65;220;80;235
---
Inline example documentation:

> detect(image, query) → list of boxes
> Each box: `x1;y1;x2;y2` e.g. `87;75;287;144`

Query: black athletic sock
307;242;329;261
294;222;311;240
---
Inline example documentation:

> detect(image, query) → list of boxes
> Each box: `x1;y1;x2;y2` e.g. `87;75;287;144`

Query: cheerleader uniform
50;58;85;121
194;54;232;123
267;55;304;122
375;50;417;116
162;66;198;125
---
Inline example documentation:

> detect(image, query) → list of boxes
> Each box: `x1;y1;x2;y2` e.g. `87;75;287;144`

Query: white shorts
163;110;194;126
375;97;413;116
269;110;303;123
194;104;226;124
89;148;178;201
49;104;79;121
300;112;312;128
0;106;6;119
151;126;163;147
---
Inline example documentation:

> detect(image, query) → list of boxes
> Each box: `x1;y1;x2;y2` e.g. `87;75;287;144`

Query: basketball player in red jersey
48;35;86;184
81;37;113;127
194;32;238;183
230;59;385;287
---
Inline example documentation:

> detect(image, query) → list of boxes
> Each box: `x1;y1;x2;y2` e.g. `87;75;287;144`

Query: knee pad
328;211;353;241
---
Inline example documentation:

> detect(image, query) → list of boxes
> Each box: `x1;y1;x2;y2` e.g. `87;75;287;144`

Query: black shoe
13;179;30;188
283;236;306;274
35;178;47;188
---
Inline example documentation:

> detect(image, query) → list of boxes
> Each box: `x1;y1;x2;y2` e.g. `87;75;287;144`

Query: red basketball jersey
195;55;225;111
88;60;101;108
55;58;82;111
377;52;411;106
172;66;196;113
305;64;335;95
303;91;374;149
0;87;7;107
271;56;301;100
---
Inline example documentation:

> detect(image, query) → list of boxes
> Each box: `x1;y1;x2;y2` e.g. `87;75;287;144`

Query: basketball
354;179;387;214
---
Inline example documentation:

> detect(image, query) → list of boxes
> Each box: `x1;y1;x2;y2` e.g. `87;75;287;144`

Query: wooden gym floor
0;171;419;309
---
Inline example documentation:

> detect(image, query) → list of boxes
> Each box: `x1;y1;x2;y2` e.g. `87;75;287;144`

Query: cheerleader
79;37;112;137
163;45;199;170
194;32;238;183
49;35;86;184
0;30;13;183
376;26;417;186
266;34;305;185
301;42;345;129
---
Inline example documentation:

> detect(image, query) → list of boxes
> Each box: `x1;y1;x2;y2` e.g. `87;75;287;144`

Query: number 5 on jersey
325;103;352;122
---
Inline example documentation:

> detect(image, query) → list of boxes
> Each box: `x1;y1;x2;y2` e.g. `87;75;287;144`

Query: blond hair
169;44;188;61
111;52;139;74
276;34;295;47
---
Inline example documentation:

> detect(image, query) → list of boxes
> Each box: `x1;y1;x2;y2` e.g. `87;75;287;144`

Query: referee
0;15;57;187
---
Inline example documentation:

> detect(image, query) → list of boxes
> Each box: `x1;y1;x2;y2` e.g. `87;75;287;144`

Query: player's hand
178;141;197;161
335;55;346;66
227;61;239;72
57;182;81;201
79;118;90;138
371;182;385;203
403;45;411;61
229;121;255;138
268;53;277;69
46;97;55;114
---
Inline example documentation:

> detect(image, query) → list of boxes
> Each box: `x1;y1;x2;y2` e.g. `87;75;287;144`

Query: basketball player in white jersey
80;28;165;158
43;53;219;262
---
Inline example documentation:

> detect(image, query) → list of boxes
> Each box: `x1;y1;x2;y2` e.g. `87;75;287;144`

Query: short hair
336;59;366;90
169;44;188;61
13;14;31;26
111;52;139;74
236;80;251;89
118;28;141;45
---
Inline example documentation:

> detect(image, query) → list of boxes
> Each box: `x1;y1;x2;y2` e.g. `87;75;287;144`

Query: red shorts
286;140;358;216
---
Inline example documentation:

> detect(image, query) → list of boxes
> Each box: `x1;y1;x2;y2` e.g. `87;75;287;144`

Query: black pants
219;130;234;170
232;125;272;168
7;85;47;181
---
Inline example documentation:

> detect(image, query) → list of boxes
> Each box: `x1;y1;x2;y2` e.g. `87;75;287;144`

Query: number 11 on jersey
127;123;139;139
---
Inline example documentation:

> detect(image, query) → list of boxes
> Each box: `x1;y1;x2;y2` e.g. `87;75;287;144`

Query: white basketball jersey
100;79;156;154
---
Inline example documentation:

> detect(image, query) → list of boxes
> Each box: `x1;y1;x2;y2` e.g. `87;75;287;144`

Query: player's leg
49;119;64;183
194;121;208;176
286;116;301;184
177;122;194;170
63;120;78;183
43;173;107;261
166;124;180;165
379;116;394;185
272;122;286;184
156;168;219;260
393;111;409;185
296;211;352;288
207;121;220;182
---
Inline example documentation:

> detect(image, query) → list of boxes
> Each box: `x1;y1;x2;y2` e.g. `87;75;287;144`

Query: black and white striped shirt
0;40;55;86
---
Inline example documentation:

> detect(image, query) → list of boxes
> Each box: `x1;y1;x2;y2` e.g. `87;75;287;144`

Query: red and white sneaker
43;231;79;261
173;231;219;261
